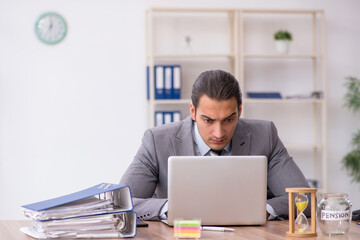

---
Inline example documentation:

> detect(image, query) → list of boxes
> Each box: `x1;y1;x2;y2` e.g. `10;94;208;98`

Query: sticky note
174;219;201;239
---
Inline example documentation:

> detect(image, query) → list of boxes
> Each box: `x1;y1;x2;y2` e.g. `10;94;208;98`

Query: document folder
21;183;136;238
164;66;173;99
247;92;282;99
172;65;181;99
155;65;164;99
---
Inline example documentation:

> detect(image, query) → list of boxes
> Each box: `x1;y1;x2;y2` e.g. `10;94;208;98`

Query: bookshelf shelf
149;99;192;105
243;98;325;104
243;54;322;59
242;9;323;14
149;54;235;59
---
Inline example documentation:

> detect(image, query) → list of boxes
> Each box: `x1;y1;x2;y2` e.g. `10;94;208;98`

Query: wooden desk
1;220;359;240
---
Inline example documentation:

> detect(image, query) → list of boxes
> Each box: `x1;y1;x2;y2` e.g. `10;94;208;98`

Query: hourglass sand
295;193;309;232
286;188;317;237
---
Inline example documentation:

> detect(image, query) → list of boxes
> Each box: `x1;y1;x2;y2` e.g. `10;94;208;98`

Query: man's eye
203;119;213;123
225;118;234;123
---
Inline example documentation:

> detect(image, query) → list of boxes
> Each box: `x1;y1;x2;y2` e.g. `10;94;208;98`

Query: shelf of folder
243;98;325;104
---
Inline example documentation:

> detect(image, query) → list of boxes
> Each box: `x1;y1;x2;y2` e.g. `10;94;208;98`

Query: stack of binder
21;183;136;239
155;111;181;126
147;65;182;99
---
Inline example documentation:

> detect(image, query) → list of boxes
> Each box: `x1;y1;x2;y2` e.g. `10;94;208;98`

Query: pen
356;222;360;225
201;226;235;232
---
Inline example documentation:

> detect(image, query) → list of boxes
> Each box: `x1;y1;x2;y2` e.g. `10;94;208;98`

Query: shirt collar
192;121;231;156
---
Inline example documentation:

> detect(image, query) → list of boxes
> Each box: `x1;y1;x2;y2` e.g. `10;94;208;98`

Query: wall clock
35;12;67;44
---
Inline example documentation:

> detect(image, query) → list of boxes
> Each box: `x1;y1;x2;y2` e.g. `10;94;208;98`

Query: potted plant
342;76;360;183
274;30;292;54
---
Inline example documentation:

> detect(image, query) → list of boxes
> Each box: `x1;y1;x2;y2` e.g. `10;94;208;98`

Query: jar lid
320;193;348;198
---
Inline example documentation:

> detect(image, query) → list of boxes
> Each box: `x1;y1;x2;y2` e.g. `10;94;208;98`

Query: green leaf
343;76;360;113
342;149;360;183
274;30;292;41
342;76;360;183
352;129;360;149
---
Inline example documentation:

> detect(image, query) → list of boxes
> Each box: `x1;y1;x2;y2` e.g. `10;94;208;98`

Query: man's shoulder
235;118;278;141
238;118;273;127
236;118;276;135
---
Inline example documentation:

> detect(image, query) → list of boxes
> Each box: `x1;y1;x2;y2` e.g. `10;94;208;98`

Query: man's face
190;95;241;151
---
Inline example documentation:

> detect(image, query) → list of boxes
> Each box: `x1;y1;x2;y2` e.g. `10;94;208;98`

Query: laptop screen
166;155;267;226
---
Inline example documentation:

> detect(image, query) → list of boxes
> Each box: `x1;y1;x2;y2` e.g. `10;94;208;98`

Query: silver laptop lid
167;155;267;226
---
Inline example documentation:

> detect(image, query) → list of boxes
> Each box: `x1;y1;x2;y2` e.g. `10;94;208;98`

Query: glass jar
317;193;352;235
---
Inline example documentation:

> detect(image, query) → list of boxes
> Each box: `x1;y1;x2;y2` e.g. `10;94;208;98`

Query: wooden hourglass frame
286;188;317;237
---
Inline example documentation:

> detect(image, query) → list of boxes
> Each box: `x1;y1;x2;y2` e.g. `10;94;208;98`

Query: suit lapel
173;116;196;156
231;119;251;155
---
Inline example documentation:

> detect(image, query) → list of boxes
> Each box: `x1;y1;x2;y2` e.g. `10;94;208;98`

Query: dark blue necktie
211;149;223;156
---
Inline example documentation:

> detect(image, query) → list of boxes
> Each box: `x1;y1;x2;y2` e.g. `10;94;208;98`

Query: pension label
321;210;350;221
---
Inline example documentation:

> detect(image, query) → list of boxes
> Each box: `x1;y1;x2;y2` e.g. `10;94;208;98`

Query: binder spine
172;65;181;99
154;65;164;99
155;111;163;127
146;66;150;100
147;65;182;100
164;66;173;99
173;111;181;122
154;111;182;126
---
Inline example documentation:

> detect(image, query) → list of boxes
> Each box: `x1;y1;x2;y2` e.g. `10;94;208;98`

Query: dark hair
191;70;242;110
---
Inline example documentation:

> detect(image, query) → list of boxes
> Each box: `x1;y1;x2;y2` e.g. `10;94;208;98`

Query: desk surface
1;220;359;240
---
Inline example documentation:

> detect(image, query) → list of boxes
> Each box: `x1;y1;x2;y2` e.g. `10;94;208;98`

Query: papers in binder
23;197;113;221
21;212;136;239
20;183;136;238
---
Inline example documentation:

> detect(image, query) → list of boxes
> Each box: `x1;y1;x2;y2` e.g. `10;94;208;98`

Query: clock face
35;12;67;44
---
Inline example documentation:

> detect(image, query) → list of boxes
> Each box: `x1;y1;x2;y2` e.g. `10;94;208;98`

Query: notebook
164;155;267;226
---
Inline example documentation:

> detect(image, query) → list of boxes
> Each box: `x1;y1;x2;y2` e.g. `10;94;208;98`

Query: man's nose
213;122;224;138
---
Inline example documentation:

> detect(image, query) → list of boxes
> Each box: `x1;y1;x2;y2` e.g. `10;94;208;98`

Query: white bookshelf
145;8;327;192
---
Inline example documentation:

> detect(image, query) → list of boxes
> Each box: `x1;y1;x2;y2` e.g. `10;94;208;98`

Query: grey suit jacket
120;116;310;220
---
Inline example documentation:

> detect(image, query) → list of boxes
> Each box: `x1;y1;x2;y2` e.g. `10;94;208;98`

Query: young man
120;70;310;221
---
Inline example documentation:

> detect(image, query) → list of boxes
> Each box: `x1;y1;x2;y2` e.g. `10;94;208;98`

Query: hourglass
295;193;308;232
286;188;317;237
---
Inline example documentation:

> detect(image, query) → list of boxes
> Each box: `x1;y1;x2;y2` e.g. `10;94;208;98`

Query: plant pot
275;40;290;54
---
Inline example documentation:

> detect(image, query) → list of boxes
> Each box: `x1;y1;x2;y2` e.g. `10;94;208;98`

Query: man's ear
190;103;196;121
238;104;242;118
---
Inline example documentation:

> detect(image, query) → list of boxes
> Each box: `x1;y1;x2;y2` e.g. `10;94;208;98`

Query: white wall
0;0;359;219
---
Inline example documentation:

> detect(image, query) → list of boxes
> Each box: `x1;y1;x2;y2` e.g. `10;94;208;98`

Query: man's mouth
211;138;225;144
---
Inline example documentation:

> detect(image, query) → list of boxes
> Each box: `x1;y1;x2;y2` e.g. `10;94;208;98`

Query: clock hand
49;17;53;31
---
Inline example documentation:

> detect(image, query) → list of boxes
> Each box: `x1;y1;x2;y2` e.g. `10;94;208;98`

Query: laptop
164;155;267;226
